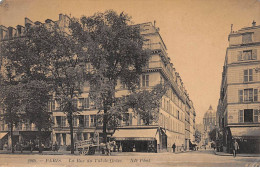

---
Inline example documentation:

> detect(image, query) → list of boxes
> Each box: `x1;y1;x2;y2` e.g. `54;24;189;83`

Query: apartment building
0;15;196;152
217;21;260;153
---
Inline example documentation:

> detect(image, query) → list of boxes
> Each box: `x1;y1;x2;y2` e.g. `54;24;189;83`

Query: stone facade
217;21;260;153
0;15;196;152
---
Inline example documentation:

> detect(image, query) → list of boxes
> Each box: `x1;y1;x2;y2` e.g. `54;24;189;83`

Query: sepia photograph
0;0;259;167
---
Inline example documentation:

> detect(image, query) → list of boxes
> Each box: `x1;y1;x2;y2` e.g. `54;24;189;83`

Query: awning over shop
0;132;7;140
230;127;260;138
112;128;158;141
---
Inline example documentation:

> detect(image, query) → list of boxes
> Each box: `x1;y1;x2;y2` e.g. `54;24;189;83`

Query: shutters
252;49;257;60
239;110;244;123
244;70;248;82
254;89;258;101
237;51;242;61
238;90;243;102
253;109;259;123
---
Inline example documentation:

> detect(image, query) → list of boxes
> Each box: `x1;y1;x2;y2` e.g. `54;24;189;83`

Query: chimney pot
252;20;256;27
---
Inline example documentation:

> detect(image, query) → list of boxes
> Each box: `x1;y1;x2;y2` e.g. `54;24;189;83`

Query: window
84;98;90;109
122;113;132;126
238;49;257;61
243;50;252;60
244;109;253;123
244;89;253;102
78;98;84;109
239;88;258;102
61;116;66;127
244;69;253;82
84;115;89;127
245;89;253;102
55;99;61;111
79;115;84;127
56;116;61;127
242;33;252;44
142;75;149;87
90;115;96;127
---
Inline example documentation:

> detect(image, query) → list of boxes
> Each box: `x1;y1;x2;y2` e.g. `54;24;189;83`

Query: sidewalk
0;150;168;156
214;151;260;157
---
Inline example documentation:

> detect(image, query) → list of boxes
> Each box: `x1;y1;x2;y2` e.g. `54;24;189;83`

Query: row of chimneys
0;14;70;40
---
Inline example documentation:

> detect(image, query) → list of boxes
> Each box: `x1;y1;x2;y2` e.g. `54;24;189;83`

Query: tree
1;18;85;154
1;24;54;153
127;84;167;125
0;40;24;153
72;10;150;142
195;129;201;144
23;80;52;153
34;23;85;154
209;128;217;142
0;84;23;153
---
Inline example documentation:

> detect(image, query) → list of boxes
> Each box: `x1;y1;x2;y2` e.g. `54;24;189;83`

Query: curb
214;151;260;157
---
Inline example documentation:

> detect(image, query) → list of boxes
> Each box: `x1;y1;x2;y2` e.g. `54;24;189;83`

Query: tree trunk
38;129;42;153
68;113;74;154
10;123;14;153
103;109;107;143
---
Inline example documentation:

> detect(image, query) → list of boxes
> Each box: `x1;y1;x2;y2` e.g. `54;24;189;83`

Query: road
0;149;259;167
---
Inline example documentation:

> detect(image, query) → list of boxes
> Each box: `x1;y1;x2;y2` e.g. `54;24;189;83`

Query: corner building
217;22;260;153
0;15;196;152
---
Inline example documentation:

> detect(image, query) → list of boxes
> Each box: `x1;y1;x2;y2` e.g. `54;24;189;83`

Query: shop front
111;128;160;153
230;127;260;153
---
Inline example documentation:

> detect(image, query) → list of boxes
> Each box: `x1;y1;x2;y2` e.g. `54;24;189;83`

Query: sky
1;0;260;124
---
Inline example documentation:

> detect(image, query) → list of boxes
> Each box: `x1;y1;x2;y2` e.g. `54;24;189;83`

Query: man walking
172;143;176;153
233;140;239;157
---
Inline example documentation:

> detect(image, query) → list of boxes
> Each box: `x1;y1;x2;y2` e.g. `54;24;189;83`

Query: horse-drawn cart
76;139;98;155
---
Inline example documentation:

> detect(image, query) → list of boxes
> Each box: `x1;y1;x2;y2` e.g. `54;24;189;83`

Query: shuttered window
238;90;243;102
254;89;258;101
253;110;259;123
252;49;257;60
239;110;244;123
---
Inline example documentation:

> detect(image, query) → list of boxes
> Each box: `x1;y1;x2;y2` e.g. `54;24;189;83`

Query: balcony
144;42;168;58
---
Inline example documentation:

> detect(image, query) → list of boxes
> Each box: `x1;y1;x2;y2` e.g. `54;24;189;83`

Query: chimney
252;20;256;27
59;14;63;21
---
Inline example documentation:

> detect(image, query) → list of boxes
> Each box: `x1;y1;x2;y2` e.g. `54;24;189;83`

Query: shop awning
0;132;7;139
112;129;158;141
230;127;260;138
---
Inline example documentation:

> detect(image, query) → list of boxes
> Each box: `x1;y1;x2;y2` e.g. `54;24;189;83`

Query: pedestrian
181;144;184;152
54;142;58;152
233;140;239;157
29;140;33;153
172;143;176;153
20;142;23;153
